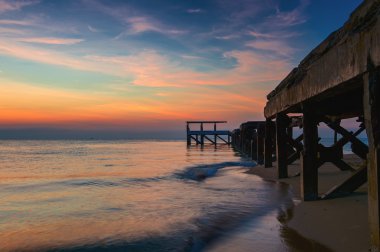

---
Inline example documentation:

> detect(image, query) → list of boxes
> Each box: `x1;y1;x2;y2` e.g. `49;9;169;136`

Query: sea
0;139;358;251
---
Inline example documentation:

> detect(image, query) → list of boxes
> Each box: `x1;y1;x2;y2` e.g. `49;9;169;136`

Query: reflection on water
0;140;327;251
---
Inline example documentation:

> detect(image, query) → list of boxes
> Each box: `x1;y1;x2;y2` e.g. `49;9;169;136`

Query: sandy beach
248;154;369;252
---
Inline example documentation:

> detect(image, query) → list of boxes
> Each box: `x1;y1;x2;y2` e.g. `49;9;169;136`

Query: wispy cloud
0;19;34;25
87;49;291;88
128;16;162;34
18;37;84;45
0;40;110;74
215;34;239;40
0;27;27;34
0;33;292;89
247;30;275;39
0;0;39;13
248;30;300;39
115;16;186;38
88;25;99;32
180;54;203;60
83;1;186;38
266;0;309;28
246;39;295;57
187;9;202;14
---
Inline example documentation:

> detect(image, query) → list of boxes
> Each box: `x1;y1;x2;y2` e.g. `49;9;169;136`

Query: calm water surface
0;140;295;251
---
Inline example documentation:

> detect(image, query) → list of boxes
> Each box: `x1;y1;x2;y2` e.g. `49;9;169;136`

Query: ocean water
0;140;301;252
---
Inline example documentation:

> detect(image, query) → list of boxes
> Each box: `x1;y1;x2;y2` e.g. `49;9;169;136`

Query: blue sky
0;0;363;138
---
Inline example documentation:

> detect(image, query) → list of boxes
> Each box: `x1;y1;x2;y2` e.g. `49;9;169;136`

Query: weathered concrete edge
264;0;380;119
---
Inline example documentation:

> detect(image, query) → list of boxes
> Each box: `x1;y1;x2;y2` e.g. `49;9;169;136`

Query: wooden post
301;105;319;201
276;113;288;178
257;123;265;165
187;123;191;145
264;119;274;167
287;126;293;139
214;123;217;145
364;64;380;251
251;139;257;160
200;123;204;145
333;120;340;144
286;125;295;156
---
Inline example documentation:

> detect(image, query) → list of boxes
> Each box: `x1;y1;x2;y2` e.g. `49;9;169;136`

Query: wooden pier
230;121;268;163
186;121;231;145
261;0;380;250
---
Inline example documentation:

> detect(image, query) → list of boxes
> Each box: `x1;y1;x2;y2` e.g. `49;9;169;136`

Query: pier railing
186;121;231;145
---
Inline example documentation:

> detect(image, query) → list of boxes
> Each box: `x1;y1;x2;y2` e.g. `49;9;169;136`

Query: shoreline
247;154;369;252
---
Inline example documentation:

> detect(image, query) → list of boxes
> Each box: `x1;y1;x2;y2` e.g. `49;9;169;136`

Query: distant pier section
186;121;231;145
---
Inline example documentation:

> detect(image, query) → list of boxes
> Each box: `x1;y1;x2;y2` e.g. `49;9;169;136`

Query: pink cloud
0;19;34;25
0;27;27;34
0;0;39;13
18;37;84;45
0;40;118;75
127;16;159;34
248;30;275;39
115;16;186;38
180;54;203;60
0;37;291;90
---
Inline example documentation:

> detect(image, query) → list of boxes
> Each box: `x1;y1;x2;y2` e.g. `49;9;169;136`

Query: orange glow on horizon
0;79;269;130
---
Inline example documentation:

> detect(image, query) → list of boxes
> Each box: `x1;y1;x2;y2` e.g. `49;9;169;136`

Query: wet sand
248;154;369;252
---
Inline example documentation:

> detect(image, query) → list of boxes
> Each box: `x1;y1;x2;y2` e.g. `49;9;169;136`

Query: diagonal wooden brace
321;163;367;199
323;118;368;159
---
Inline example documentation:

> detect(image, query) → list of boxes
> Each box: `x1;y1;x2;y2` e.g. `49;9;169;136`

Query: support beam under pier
276;113;289;178
301;105;319;201
264;119;274;168
256;123;265;165
364;64;380;251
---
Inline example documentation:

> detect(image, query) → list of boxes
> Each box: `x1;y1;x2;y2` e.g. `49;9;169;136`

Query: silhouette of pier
231;1;380;250
186;121;231;145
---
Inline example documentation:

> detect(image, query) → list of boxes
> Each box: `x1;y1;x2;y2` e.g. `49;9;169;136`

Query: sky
0;0;363;139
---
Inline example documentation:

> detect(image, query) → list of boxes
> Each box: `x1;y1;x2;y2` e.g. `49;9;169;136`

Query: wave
177;161;256;181
0;161;256;193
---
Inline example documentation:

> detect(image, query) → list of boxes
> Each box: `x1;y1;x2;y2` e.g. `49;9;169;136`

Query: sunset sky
0;0;362;138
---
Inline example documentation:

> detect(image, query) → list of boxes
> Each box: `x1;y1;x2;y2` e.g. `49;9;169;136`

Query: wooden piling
301;105;319;201
214;123;217;145
256;123;265;165
200;123;204;145
251;139;257;160
186;123;191;145
364;65;380;251
264;119;274;167
276;113;289;178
